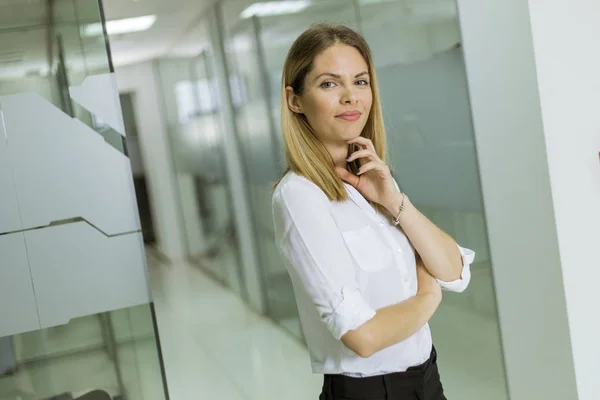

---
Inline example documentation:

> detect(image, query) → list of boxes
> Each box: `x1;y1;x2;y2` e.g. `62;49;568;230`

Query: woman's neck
327;142;349;170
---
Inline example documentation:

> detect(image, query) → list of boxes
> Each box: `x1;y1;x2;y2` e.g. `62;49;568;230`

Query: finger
336;167;360;187
358;160;389;176
347;136;376;152
348;136;375;151
347;149;379;163
357;161;385;175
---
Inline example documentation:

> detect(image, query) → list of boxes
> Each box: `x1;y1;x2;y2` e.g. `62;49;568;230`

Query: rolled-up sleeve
436;245;475;293
273;178;376;340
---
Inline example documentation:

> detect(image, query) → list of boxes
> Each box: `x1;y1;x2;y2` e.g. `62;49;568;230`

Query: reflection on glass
0;305;164;400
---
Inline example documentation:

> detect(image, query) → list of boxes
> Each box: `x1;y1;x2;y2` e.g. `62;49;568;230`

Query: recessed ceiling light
240;1;311;19
83;15;157;37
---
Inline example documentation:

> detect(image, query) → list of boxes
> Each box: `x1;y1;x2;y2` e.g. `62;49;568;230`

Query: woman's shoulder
272;171;328;204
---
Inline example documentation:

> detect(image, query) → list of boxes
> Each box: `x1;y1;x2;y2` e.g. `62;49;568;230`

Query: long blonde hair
276;24;387;201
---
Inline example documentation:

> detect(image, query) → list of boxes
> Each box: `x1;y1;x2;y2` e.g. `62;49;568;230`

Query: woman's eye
320;81;335;89
356;79;370;86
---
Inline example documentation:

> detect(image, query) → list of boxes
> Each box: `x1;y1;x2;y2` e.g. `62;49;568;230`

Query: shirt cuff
436;245;475;293
326;287;376;340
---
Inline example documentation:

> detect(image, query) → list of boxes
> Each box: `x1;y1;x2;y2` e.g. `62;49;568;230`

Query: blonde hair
276;24;387;201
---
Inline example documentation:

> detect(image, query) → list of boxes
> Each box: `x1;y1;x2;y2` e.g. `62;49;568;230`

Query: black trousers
319;347;447;400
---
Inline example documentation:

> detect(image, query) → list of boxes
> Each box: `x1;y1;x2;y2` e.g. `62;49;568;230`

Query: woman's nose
341;87;357;104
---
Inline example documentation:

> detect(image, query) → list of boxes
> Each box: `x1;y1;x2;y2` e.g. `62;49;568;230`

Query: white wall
457;0;600;399
526;1;600;398
115;61;187;261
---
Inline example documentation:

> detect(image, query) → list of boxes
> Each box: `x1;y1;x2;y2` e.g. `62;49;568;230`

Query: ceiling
0;0;457;80
101;0;218;66
0;0;221;79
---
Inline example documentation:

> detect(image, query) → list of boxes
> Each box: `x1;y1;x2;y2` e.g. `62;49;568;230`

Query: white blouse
272;172;474;377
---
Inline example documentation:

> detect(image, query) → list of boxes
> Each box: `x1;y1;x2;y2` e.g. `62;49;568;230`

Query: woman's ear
285;86;303;114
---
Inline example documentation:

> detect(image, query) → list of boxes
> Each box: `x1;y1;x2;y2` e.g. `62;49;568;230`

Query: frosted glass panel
1;93;140;235
0;115;21;234
26;223;149;329
0;233;39;338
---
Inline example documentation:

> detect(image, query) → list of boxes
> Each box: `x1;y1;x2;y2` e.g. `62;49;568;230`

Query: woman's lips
336;111;361;121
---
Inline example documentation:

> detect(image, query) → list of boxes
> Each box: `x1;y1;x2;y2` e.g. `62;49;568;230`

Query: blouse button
403;276;410;283
379;221;385;227
396;248;402;254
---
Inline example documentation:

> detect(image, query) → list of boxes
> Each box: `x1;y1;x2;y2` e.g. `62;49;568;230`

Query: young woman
272;24;474;400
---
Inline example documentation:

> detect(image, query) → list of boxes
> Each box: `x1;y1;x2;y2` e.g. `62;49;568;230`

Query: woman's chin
344;131;365;141
326;129;365;145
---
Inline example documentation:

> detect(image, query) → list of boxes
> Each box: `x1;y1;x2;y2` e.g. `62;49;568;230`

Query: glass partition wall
358;3;507;398
155;15;247;300
155;0;509;399
0;1;167;399
222;1;507;399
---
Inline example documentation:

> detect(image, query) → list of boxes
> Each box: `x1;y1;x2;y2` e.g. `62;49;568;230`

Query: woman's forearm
382;192;463;282
342;292;441;358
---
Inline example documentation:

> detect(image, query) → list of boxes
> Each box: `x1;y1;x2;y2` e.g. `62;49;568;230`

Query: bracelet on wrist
392;193;406;226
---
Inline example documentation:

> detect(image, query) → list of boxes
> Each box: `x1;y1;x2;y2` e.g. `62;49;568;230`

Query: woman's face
288;44;373;148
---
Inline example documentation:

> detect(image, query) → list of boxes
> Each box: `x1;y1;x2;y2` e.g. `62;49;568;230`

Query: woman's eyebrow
313;71;369;82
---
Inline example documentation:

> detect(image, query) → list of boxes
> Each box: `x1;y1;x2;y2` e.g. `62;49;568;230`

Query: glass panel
0;1;53;102
110;305;166;400
155;17;245;298
0;305;164;400
52;0;124;152
222;0;362;340
357;0;508;398
220;0;508;397
0;1;167;399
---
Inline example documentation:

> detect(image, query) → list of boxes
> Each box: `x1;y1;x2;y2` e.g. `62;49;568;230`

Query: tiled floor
149;255;323;400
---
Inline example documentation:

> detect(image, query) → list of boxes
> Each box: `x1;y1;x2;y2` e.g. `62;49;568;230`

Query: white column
457;0;600;399
525;1;600;398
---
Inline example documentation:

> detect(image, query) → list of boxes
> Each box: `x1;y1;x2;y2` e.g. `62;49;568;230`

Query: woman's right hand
416;257;442;302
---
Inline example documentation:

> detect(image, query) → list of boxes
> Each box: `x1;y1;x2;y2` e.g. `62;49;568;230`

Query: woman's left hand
336;136;401;212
